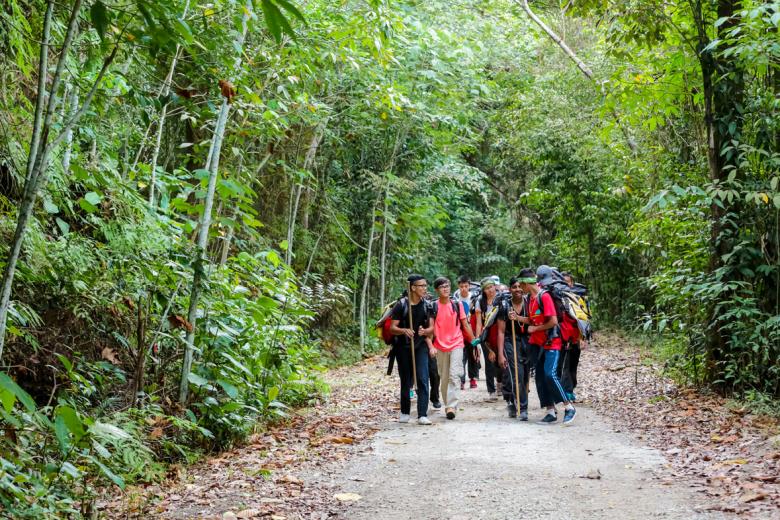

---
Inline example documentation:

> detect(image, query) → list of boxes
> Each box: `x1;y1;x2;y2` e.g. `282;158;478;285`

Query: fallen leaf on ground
333;493;362;502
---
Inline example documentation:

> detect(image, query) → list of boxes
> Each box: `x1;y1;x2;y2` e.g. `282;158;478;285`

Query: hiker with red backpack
387;274;435;425
515;267;576;425
429;277;478;420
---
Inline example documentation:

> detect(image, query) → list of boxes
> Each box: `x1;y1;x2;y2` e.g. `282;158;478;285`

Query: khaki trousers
436;347;464;409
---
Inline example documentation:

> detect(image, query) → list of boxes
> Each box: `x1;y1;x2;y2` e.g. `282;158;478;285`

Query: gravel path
326;375;734;520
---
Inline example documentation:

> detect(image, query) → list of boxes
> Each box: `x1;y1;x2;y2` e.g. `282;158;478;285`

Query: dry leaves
580;333;780;517
99;355;396;519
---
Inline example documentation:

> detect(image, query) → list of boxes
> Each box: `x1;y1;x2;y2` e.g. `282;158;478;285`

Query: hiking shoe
540;413;557;423
519;410;528;421
563;407;576;425
399;413;410;423
507;403;517;418
432;400;442;410
418;416;432;425
469;378;477;389
445;407;456;420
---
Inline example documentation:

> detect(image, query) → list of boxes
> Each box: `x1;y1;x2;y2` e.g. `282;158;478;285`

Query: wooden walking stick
408;281;417;392
511;303;520;408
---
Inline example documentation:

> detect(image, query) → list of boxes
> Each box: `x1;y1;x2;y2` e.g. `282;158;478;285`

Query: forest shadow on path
109;334;779;519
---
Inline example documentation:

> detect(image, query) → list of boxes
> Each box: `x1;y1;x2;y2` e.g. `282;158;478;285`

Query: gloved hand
471;338;481;347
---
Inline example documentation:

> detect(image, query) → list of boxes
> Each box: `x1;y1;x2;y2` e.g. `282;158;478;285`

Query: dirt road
322;375;733;520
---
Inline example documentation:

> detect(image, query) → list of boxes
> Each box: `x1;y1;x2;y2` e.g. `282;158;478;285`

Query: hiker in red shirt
515;267;576;425
429;277;477;420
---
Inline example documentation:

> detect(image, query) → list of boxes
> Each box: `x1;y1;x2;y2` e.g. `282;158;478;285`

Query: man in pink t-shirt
429;277;477;420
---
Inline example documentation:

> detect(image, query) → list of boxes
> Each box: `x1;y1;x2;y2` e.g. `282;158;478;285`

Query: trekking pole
511;310;520;409
408;281;417;392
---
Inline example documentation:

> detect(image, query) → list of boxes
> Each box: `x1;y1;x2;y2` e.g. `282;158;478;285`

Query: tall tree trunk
0;0;119;361
149;1;191;209
286;121;327;265
359;199;379;352
61;86;78;174
179;0;252;403
379;185;389;309
690;0;744;386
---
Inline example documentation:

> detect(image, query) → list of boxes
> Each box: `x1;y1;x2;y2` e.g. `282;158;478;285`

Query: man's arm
496;318;507;369
528;314;558;334
389;319;413;338
420;316;434;337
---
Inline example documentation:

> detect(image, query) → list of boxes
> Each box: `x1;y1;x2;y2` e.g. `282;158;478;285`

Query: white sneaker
417;416;432;425
399;413;410;423
487;392;498;401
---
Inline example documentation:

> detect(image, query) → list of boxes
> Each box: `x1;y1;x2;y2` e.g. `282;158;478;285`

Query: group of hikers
379;266;591;426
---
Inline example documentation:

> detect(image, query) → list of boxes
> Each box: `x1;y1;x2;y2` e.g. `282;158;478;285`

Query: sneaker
399;413;410;423
469;378;477;389
563;407;576;425
519;410;528;421
418;416;432;425
431;400;442;410
445;407;456;420
540;413;557;423
460;382;465;390
487;392;498;402
507;403;517;418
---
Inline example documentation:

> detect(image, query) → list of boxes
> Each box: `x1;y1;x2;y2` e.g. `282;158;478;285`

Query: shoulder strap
451;301;459;326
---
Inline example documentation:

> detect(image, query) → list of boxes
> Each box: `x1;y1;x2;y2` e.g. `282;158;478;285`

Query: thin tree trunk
359;199;379;352
219;157;243;266
286;122;327;265
379;185;389;309
179;0;252;403
0;0;121;361
149;1;191;208
517;0;638;153
132;299;146;405
61;87;78;173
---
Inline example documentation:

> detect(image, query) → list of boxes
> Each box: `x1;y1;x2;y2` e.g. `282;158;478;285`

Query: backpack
475;291;511;348
375;292;408;345
432;300;461;328
375;294;437;345
538;279;592;341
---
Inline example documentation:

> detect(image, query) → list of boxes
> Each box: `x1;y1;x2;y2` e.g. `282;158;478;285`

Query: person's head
407;274;428;300
535;265;556;287
508;276;523;299
480;276;497;299
561;271;574;287
457;275;470;294
497;284;508;293
433;277;451;298
517;268;538;293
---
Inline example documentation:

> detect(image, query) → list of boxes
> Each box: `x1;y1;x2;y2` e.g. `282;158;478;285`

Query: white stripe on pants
436;347;465;409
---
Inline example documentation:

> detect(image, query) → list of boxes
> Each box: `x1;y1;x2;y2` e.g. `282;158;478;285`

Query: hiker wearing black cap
388;274;434;425
474;277;499;401
516;267;576;425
